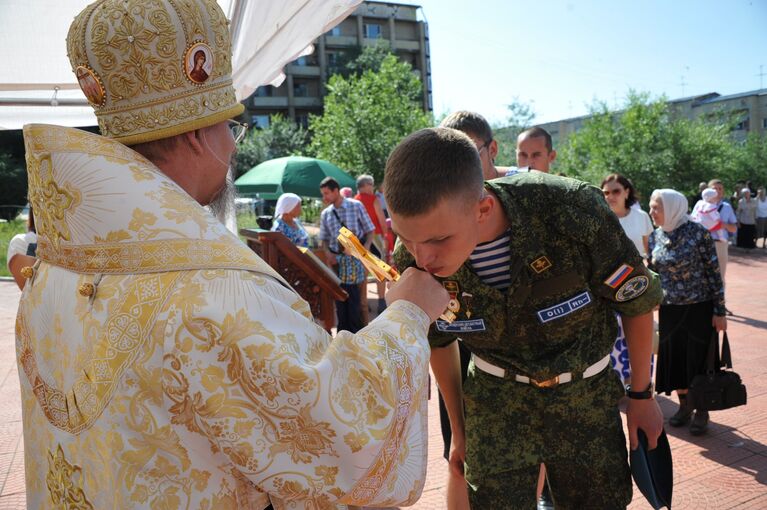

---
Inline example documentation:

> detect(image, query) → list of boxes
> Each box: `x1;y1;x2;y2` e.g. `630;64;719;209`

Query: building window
763;117;767;129
364;23;382;39
296;114;309;129
255;87;272;97
329;26;341;36
294;56;307;66
251;115;270;129
327;52;338;66
734;118;750;130
293;83;308;97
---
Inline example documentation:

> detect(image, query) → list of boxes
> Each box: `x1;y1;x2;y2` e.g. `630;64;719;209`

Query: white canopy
0;0;361;130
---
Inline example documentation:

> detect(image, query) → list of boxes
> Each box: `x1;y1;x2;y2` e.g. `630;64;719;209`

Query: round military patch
447;298;460;313
615;275;649;302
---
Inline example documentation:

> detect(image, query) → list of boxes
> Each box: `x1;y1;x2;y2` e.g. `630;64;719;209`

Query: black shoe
669;402;693;427
537;483;554;510
725;307;734;316
689;410;709;435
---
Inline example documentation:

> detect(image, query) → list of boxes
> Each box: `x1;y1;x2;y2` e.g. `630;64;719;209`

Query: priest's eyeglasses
228;120;248;144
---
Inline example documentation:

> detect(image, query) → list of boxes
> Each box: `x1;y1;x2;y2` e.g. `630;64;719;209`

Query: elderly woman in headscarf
648;189;726;436
271;193;309;247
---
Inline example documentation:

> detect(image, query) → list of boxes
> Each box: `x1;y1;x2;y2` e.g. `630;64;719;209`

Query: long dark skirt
655;300;718;395
737;223;756;248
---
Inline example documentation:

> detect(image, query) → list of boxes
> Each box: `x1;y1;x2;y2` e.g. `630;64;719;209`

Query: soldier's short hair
356;174;374;188
385;128;484;217
439;111;494;144
518;126;553;152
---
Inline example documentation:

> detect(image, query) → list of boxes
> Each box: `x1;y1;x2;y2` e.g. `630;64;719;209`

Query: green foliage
494;98;536;167
325;42;392;78
556;91;744;205
309;52;431;182
344;42;392;76
0;219;27;277
234;114;309;178
735;132;767;187
0;153;28;221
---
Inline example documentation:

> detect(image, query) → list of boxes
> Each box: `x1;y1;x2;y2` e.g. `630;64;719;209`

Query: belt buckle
530;375;559;388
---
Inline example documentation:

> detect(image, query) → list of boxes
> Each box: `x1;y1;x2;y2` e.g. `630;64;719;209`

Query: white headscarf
274;193;302;218
651;189;689;232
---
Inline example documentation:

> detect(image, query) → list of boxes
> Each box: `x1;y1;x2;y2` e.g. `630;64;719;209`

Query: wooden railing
240;229;347;332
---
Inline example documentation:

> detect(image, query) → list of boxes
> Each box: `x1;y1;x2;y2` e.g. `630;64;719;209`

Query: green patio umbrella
235;156;357;199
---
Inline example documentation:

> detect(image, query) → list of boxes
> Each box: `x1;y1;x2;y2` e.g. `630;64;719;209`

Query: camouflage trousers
463;360;631;509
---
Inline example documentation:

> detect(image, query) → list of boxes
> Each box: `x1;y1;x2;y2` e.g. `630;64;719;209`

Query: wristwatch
625;383;655;400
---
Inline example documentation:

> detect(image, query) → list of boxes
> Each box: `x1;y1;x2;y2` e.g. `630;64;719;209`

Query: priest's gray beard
208;174;237;223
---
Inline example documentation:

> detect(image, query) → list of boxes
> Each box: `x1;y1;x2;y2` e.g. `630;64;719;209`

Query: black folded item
630;428;673;510
688;332;747;411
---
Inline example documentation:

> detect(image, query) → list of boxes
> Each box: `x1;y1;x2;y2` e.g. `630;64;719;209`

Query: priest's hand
386;267;449;322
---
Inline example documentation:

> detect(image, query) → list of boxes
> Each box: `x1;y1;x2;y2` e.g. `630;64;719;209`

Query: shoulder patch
615;275;649;302
604;264;634;288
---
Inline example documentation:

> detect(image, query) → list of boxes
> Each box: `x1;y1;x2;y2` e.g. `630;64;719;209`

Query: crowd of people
4;1;761;509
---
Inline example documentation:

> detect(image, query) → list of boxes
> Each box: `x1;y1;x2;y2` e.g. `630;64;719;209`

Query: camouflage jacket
393;172;662;381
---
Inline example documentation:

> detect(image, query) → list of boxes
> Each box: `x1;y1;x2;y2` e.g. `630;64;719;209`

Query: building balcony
393;40;421;51
286;64;321;77
293;97;323;108
251;96;289;108
325;35;358;47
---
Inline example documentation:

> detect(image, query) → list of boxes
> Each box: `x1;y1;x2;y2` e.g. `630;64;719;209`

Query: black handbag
688;332;747;411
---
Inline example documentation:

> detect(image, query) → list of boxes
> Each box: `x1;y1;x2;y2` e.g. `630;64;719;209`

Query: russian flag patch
604;264;634;288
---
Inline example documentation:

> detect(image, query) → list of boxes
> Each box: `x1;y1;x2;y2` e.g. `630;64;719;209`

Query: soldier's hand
627;398;663;450
386;267;450;322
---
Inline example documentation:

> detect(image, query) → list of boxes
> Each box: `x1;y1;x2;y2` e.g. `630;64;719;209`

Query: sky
398;0;767;126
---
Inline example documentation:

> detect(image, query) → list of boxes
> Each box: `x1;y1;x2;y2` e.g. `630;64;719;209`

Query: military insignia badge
530;256;552;274
185;42;214;84
442;281;461;313
604;264;634;288
75;65;106;107
462;292;474;319
616;275;649;302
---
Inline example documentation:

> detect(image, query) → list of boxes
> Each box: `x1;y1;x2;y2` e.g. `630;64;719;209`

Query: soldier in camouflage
386;127;664;509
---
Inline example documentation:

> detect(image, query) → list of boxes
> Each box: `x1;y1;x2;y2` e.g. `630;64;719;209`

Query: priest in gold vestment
15;1;449;508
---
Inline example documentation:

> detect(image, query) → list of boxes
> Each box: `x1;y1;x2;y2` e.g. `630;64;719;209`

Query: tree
735;132;767;188
234;114;309;178
494;97;536;166
309;52;431;182
0;153;27;221
556;91;739;205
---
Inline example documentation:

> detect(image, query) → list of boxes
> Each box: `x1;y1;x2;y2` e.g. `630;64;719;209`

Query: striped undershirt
468;230;512;290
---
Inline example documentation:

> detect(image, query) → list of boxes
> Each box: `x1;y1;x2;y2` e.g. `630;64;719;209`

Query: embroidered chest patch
537;291;592;323
435;318;487;333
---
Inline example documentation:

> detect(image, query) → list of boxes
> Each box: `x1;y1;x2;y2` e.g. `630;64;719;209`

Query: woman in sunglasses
601;173;653;258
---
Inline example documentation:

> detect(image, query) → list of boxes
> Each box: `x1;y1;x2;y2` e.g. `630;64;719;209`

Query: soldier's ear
476;194;495;223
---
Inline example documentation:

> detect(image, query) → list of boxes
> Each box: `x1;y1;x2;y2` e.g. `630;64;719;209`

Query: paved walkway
0;247;765;508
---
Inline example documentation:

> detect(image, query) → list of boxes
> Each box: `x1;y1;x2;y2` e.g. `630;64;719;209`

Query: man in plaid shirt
319;176;375;333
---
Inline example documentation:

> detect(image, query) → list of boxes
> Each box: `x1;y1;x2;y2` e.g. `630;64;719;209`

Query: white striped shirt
469;230;511;290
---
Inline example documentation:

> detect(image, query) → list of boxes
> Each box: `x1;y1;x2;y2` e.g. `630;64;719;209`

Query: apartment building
537;88;767;147
245;1;431;129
